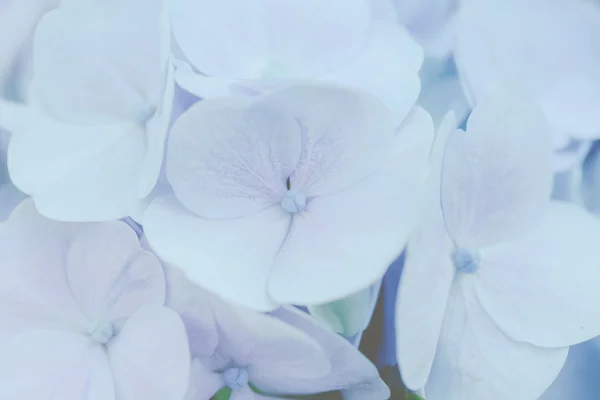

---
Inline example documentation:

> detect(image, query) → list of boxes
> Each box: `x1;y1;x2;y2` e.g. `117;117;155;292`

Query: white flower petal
65;221;165;322
0;199;89;339
323;21;423;124
171;0;370;79
31;9;141;124
108;306;190;400
396;216;454;391
425;278;568;400
0;330;114;400
144;194;286;311
261;84;396;198
476;202;600;347
440;97;553;247
269;107;433;304
455;0;600;138
8;120;144;221
166;96;301;219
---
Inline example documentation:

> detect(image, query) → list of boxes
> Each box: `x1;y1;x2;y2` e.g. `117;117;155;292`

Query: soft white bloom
171;0;423;124
2;0;174;221
396;99;600;399
455;0;600;147
0;199;190;399
144;84;434;310
165;267;390;399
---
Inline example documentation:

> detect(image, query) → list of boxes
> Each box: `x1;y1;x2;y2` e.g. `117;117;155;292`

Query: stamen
88;322;115;344
134;102;158;125
222;367;249;389
452;247;481;274
280;190;306;213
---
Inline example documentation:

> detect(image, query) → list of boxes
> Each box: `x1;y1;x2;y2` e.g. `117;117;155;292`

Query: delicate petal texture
441;98;553;247
270;108;433;304
144;194;286;310
0;330;115;400
66;221;165;322
260;85;396;197
396;217;454;391
167;96;301;218
395;112;456;389
476;202;600;347
209;301;331;394
272;307;390;399
425;278;568;400
455;0;600;138
163;266;219;358
323;22;423;124
32;9;141;124
171;0;370;79
8;119;144;221
108;306;190;400
0;200;89;338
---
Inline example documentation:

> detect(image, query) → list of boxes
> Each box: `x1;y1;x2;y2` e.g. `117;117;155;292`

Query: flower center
88;321;115;344
280;189;306;213
452;247;481;274
222;367;249;389
134;102;158;125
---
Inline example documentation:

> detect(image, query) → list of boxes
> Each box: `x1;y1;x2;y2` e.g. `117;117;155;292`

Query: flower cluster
1;0;600;399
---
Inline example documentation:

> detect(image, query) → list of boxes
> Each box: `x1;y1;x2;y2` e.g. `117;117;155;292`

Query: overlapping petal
108;305;190;400
269;106;433;304
425;278;568;400
65;221;165;322
0;330;114;400
171;0;370;79
440;98;554;247
166;96;301;219
476;202;600;347
144;194;287;310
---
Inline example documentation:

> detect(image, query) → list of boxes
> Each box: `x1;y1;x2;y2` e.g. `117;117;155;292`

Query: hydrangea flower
171;0;423;124
2;0;174;222
0;199;190;399
454;0;600;147
396;99;600;399
164;266;390;399
144;84;434;310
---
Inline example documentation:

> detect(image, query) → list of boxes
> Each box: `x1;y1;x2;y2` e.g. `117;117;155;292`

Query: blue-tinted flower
144;84;433;310
0;200;190;399
396;99;600;399
3;0;174;222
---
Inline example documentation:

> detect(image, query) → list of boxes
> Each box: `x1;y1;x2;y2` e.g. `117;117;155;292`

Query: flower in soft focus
165;266;390;399
539;338;600;400
454;0;600;169
0;0;58;93
143;84;433;310
0;200;190;399
375;0;459;58
171;0;422;124
396;98;600;399
2;0;174;222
